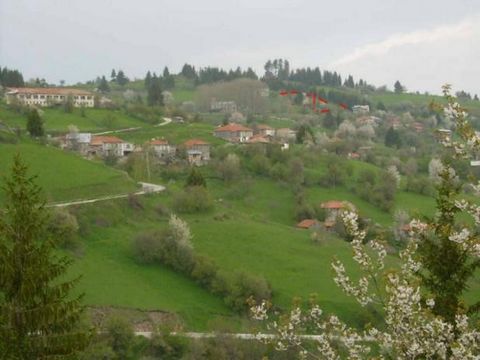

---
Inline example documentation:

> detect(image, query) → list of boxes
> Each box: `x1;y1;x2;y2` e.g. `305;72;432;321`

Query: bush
132;231;160;264
105;316;134;360
127;193;144;211
173;186;214;213
47;208;79;249
133;215;195;274
295;203;316;222
224;271;272;313
191;255;219;289
146;328;189;359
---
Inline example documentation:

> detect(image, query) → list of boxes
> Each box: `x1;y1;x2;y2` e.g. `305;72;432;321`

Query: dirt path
92;117;172;135
47;182;165;208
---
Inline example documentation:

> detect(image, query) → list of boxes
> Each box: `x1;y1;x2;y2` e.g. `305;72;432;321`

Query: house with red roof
147;139;176;159
89;135;134;157
296;219;319;229
184;139;210;165
255;124;276;137
214;123;253;143
321;200;355;223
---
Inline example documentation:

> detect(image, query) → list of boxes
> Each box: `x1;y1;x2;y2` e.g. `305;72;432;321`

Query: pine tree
147;76;163;106
98;76;110;93
163;66;170;77
116;70;128;86
385;126;401;148
0;155;91;358
110;69;116;81
144;71;152;89
394;80;404;94
26;109;45;137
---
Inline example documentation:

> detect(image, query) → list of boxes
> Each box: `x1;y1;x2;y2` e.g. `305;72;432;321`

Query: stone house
89;136;134;157
184;139;210;166
214;123;253;143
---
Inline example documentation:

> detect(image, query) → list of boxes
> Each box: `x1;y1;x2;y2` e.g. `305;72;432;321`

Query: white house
5;87;95;107
89;136;134;157
148;139;176;159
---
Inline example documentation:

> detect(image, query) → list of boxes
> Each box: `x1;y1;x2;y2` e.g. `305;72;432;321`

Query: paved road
47;182;165;208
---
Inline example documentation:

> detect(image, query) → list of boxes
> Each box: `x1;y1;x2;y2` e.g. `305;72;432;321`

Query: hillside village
0;60;480;358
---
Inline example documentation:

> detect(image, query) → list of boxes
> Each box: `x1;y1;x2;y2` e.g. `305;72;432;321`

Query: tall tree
116;70;129;86
147;76;164;106
110;69;116;81
144;71;152;89
26;109;45;137
0;156;90;358
394;80;405;94
98;75;110;93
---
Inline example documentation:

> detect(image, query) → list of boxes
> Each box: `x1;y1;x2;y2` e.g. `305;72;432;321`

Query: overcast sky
1;0;479;94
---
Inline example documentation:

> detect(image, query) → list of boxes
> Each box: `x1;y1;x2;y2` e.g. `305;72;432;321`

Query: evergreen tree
394;80;404;94
98;76;110;93
116;70;128;86
474;94;479;101
0;156;90;358
147;76;163;106
163;66;170;78
385;127;401;148
144;71;152;89
185;167;206;187
26;109;45;137
110;69;116;81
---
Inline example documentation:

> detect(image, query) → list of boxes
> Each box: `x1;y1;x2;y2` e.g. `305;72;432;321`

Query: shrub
224;271;272;313
132;230;160;264
295;203;316;222
47;207;79;249
191;255;219;290
146;327;189;360
127;193;144;211
173;186;214;213
133;215;195;274
154;202;170;217
105;316;134;360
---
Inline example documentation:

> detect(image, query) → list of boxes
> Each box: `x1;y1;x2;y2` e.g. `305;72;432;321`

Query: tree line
0;66;25;87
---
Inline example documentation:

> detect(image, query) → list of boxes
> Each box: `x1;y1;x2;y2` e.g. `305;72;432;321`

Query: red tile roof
215;123;252;132
246;134;270;144
296;219;318;229
91;135;124;145
184;139;209;147
321;200;344;209
7;87;93;96
149;139;169;145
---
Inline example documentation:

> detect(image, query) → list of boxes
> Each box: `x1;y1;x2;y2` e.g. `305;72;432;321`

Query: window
33;95;38;99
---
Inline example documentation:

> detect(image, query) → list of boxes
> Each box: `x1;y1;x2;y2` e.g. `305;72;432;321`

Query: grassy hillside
0;142;138;202
0;104;149;133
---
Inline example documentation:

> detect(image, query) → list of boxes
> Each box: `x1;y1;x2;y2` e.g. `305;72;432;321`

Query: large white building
5;87;95;107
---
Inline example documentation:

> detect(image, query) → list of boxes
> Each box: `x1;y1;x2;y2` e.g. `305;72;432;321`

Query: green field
0;143;138;202
0;104;149;133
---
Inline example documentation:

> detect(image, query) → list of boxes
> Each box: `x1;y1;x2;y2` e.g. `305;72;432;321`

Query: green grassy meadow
0;104;148;133
0;143;137;202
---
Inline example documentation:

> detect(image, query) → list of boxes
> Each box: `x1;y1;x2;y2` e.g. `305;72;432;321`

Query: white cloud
330;15;480;94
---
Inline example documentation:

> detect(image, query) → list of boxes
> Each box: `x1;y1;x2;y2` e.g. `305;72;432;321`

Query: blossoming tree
250;86;480;359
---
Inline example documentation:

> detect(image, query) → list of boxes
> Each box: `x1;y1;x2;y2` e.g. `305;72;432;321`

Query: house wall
6;92;94;108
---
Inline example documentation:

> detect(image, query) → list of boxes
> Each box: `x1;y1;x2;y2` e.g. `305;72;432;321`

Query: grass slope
0;142;137;202
0;104;149;133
